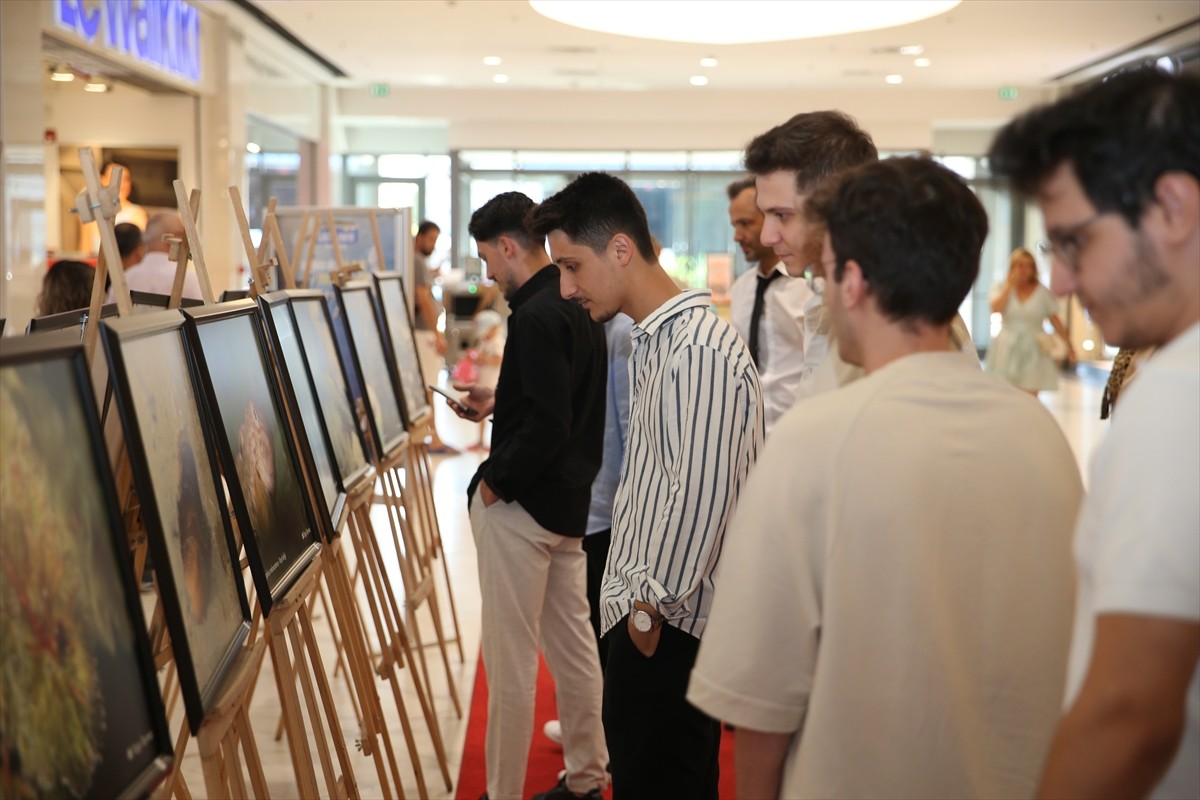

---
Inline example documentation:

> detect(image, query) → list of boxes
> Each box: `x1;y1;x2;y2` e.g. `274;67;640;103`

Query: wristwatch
631;608;663;633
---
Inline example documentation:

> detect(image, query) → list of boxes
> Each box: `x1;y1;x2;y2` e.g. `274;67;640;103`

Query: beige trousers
469;490;608;799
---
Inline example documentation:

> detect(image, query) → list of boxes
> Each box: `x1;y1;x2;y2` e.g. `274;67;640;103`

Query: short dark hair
988;68;1200;227
527;172;657;261
726;176;756;201
809;156;988;326
416;220;440;236
114;222;143;259
467;191;539;249
744;110;878;193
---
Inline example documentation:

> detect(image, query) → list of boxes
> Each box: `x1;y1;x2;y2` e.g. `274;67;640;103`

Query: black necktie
749;270;783;369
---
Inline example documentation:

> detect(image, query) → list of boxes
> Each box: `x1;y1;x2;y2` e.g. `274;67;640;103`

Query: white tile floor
165;370;1108;799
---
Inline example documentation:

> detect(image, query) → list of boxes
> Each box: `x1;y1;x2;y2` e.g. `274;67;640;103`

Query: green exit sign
369;83;390;98
998;86;1019;101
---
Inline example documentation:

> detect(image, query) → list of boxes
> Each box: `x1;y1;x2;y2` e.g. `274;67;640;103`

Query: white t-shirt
729;264;814;434
688;352;1082;799
1064;322;1200;800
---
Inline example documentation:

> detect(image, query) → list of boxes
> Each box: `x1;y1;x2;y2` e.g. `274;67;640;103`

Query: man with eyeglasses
989;67;1199;800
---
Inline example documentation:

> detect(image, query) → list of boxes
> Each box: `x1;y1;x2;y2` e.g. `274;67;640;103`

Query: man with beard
449;192;609;800
989;67;1199;800
726;177;813;434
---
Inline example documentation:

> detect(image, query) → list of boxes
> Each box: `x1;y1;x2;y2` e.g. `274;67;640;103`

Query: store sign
54;0;202;85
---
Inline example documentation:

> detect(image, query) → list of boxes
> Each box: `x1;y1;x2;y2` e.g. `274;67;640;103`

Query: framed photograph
289;291;372;491
26;303;118;337
372;272;431;428
334;281;406;458
220;289;250;303
1;332;173;799
129;291;205;314
258;291;346;539
183;301;322;616
100;310;252;735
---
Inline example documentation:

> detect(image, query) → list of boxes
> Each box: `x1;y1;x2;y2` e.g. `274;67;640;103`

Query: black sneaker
531;777;602;800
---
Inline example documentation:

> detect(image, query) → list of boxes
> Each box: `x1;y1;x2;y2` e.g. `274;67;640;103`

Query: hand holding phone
430;385;474;417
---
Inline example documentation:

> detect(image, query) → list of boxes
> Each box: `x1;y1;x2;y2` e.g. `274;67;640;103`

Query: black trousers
582;529;612;672
603;616;720;800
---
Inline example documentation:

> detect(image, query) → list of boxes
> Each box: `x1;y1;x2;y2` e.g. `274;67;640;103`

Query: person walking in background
449;192;609;800
689;157;1083;800
986;246;1074;394
464;309;505;451
412;220;457;453
726;176;813;435
989;66;1199;800
530;172;762;800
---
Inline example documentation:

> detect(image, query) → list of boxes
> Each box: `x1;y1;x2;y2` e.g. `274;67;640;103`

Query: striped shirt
601;290;764;639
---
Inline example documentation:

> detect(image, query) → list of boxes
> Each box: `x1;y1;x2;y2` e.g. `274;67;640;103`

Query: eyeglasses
1036;212;1106;269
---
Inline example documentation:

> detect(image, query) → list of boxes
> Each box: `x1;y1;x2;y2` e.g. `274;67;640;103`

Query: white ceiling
252;0;1198;92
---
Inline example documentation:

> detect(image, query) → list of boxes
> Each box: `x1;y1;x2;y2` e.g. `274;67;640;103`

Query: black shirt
468;265;607;536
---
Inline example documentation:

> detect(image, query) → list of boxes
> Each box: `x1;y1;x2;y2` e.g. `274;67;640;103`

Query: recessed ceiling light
493;73;510;84
246;142;262;154
690;75;710;86
700;56;719;68
914;57;931;67
483;56;502;66
899;45;925;55
83;78;111;92
50;63;75;82
529;0;961;45
885;74;904;84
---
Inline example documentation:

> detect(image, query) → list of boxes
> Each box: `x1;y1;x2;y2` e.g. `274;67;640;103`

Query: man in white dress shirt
990;67;1199;800
123;212;203;300
726;177;812;434
530;172;762;800
688;157;1083;799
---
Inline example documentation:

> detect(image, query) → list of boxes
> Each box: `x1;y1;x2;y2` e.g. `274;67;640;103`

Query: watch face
632;610;652;633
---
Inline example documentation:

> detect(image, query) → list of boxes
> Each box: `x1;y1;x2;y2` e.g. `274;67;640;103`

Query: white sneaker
543;719;563;745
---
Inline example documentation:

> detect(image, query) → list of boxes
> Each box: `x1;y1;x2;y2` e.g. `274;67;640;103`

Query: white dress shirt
601;290;763;639
111;250;204;302
728;263;814;434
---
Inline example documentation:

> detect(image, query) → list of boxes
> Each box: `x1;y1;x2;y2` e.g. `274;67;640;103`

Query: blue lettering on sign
316;227;362;247
55;0;202;84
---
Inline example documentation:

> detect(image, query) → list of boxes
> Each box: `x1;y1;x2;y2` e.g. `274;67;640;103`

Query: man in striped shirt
530;172;763;799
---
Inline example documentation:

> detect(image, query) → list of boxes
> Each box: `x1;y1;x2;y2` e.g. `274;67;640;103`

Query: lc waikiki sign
54;0;202;85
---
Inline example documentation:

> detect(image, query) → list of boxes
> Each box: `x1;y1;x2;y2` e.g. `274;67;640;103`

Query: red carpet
455;652;737;799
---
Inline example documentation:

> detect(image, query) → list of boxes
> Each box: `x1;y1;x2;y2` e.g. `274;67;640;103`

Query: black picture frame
258;290;347;539
1;332;173;799
129;291;205;313
100;310;252;735
26;303;118;337
220;289;251;303
289;290;372;489
372;272;432;428
334;281;407;459
182;300;322;616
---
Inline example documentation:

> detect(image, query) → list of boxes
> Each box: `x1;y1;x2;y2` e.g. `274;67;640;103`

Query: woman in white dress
986;247;1074;395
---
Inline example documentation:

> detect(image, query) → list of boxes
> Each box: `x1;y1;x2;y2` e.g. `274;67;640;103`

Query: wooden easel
264;551;362;800
195;638;272;799
326;212;365;284
229;186;278;298
342;469;453;794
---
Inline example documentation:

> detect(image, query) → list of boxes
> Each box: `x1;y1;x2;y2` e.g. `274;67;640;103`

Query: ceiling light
885;74;904;84
700;56;719;68
483;56;503;66
899;44;925;55
83;78;111;92
246;142;262;154
690;75;709;86
50;63;75;82
914;57;931;67
529;0;960;45
493;73;510;84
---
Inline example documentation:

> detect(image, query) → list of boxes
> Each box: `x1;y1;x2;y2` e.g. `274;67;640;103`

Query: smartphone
429;385;472;415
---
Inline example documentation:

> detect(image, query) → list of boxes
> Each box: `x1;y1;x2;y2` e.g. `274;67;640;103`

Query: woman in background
986;247;1074;395
36;259;94;317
